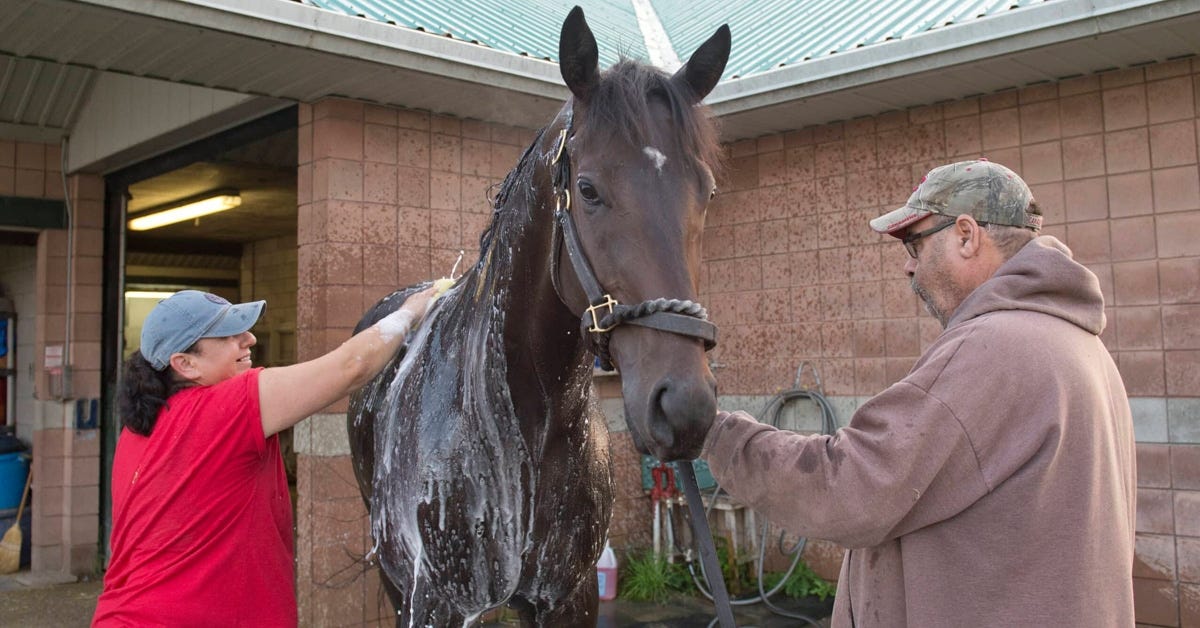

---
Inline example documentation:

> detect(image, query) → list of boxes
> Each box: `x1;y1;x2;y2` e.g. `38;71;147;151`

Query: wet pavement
0;570;830;627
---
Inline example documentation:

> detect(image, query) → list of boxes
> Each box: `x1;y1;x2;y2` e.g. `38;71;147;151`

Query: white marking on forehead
643;146;667;173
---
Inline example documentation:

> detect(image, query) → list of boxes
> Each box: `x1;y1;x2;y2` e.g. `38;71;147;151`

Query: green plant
619;551;695;603
762;561;836;601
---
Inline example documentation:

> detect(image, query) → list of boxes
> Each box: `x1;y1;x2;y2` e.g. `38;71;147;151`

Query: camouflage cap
869;159;1043;236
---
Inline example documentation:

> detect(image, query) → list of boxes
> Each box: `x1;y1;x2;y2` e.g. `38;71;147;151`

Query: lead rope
678;463;737;628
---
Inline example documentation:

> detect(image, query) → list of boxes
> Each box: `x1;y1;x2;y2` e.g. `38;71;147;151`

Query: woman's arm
257;286;436;437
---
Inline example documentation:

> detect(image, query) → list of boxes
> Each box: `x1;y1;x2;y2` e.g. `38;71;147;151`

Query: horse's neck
474;195;593;424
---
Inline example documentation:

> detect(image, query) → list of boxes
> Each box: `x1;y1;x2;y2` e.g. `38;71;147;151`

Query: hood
947;236;1105;335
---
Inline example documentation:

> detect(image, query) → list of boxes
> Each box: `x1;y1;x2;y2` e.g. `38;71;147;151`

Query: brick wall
0;139;105;575
700;59;1200;626
293;97;528;625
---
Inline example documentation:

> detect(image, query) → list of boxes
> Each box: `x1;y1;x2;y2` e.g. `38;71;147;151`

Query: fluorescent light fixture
125;291;177;300
127;190;241;231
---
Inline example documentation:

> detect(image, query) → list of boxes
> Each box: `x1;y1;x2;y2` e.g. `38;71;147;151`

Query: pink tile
1113;260;1161;305
396;128;430;169
1064;177;1108;222
1066;220;1110;263
1148;75;1196;124
980;90;1018;112
1160;258;1200;303
944;115;982;157
1108;172;1154;217
1174;445;1200;491
311;117;363;161
1150;120;1198;168
1157;211;1200;257
758;150;786;186
1104;84;1149;131
1111;216;1157;261
1020;141;1063;184
1136;488;1174;534
397;167;429;208
980;108;1020;149
1116;306;1162;350
943;98;980;119
1180;536;1200;585
364;124;397;164
1061;134;1106;180
1020;100;1060;143
1166;351;1200;396
1029;181;1065;225
1060;74;1101;97
1138;444;1172;488
1135;533;1177;580
1163;304;1200;349
312;98;363;121
1152;165;1200;214
1133;577;1180;626
1177;490;1200;536
784;127;814;148
1118;351;1164;396
814;141;846;178
1105;128;1151;174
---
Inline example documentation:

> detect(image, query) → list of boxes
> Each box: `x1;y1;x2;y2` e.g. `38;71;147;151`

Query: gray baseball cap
140;290;265;370
870;159;1043;236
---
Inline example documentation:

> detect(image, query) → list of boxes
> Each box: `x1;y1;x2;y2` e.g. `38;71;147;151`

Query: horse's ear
559;6;600;103
671;24;730;103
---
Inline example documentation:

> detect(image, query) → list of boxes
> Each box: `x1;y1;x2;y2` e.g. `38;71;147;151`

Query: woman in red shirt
93;286;434;627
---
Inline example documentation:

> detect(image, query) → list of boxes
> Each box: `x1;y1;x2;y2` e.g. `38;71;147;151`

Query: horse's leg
512;574;600;628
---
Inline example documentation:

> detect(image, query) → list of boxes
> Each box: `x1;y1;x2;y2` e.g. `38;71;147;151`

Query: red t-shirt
93;368;295;627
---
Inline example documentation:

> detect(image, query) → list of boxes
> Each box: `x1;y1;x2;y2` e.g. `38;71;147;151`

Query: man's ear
955;215;984;259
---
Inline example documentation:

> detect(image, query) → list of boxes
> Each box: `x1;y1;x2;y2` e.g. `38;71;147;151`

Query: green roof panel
302;0;1056;80
303;0;648;68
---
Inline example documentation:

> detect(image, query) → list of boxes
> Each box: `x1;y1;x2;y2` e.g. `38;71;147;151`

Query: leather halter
548;111;719;371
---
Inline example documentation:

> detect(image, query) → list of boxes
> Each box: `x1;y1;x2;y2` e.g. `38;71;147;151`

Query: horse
348;7;730;626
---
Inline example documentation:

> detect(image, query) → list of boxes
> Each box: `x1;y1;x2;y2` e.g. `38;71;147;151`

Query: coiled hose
686;363;838;628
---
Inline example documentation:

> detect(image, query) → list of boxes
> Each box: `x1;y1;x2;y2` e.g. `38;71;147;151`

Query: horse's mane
476;58;724;259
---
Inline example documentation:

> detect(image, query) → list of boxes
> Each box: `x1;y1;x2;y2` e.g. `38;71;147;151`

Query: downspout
60;135;74;399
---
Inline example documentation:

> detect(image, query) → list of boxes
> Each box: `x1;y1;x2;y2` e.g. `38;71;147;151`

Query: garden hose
682;363;838;628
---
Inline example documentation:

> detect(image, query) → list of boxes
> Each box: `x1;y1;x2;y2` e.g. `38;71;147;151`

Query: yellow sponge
431;277;455;299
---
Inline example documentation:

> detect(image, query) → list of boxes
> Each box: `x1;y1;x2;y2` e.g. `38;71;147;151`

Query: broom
0;465;31;574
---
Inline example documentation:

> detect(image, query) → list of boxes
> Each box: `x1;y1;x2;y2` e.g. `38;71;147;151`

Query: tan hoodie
702;237;1135;627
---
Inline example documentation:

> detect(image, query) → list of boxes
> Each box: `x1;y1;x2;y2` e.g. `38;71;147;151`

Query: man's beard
911;277;949;328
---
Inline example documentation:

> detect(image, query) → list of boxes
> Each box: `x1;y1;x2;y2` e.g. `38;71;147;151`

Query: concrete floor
0;571;831;627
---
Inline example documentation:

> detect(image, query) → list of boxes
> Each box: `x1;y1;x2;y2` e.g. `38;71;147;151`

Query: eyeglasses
901;219;957;258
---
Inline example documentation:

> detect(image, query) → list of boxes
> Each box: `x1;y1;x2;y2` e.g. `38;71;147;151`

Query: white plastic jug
596;542;618;601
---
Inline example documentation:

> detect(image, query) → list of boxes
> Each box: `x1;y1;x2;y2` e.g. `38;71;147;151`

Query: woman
93;286;435;627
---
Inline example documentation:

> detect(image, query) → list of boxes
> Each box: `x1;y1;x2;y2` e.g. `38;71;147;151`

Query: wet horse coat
349;8;729;626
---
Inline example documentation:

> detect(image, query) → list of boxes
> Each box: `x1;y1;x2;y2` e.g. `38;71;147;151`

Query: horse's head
551;7;729;461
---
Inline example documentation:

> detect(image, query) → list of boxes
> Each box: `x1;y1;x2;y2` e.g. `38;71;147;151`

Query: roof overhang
709;0;1200;139
3;0;1199;144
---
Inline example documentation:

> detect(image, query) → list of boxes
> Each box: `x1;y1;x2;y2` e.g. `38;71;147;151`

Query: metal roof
302;0;648;68
653;0;1052;79
301;0;1056;79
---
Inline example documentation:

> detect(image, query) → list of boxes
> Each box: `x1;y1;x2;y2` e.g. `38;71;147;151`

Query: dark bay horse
348;7;729;626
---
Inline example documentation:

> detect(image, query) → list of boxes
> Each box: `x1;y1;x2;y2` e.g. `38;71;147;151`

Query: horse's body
348;8;729;626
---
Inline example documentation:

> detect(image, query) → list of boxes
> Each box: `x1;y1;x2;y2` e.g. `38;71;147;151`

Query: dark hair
119;350;193;436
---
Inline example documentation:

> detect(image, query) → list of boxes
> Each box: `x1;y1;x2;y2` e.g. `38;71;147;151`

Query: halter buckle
555;188;571;213
587;295;619;333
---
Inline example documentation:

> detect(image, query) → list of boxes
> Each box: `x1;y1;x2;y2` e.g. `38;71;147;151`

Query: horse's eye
709;187;718;200
578;180;602;205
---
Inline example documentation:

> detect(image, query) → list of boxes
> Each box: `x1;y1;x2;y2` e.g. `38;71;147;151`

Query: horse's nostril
648;383;676;452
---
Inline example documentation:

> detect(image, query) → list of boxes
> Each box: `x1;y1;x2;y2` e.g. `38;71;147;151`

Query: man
702;160;1135;627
